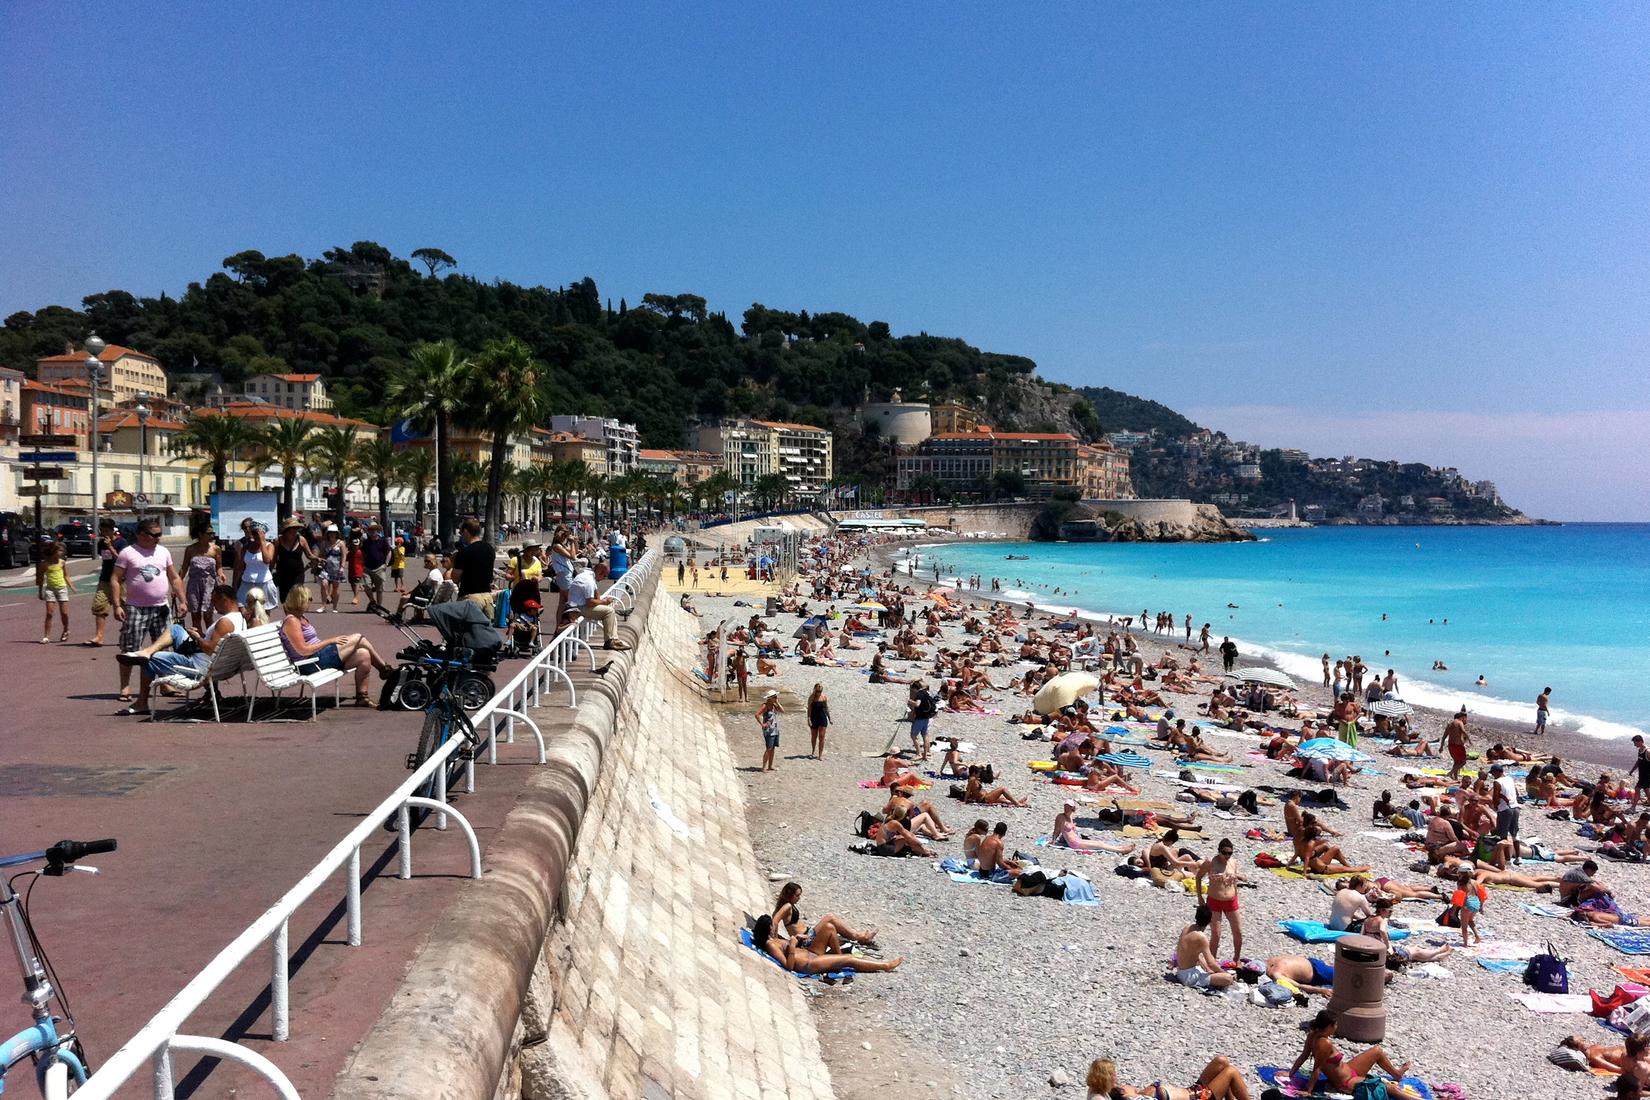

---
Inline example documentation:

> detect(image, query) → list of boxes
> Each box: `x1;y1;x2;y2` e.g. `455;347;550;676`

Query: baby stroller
376;600;501;712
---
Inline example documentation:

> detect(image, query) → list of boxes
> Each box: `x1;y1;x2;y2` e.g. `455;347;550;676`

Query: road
0;574;587;1097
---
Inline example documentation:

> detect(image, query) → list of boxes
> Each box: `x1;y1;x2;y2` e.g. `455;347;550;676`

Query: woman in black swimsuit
272;518;316;601
807;683;831;759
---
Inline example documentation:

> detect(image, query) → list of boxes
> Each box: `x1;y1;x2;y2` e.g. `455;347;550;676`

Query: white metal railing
64;549;659;1100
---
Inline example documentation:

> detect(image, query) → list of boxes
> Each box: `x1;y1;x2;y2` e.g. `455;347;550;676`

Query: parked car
54;520;96;557
0;515;50;567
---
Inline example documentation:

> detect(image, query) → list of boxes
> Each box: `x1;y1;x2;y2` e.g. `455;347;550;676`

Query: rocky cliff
1041;501;1253;543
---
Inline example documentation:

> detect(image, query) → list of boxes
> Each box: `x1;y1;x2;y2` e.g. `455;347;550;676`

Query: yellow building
930;401;979;435
1078;442;1134;499
544;430;608;476
694;418;833;495
37;343;168;407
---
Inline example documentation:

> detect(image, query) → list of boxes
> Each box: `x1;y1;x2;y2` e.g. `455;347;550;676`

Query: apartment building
243;372;335;412
695;418;834;496
548;415;639;476
37;343;168;407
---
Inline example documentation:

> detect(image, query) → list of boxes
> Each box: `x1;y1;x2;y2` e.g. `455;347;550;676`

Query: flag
390;418;427;447
838;484;857;499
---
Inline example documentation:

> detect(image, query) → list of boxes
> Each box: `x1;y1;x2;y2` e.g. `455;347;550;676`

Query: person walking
36;539;71;643
112;516;184;709
1219;636;1239;673
756;689;783;772
1534;687;1551;736
88;517;126;647
361;521;392;612
808;682;831;759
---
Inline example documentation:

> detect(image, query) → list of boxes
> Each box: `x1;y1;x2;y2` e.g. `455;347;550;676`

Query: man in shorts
361;521;392;612
112;517;183;708
907;679;936;760
1633;735;1650;808
1173;905;1235;990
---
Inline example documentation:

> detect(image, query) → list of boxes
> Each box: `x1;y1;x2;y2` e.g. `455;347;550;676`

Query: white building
548;415;639;476
243;373;334;412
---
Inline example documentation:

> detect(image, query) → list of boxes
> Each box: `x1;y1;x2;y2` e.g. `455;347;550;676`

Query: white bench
242;622;346;720
152;630;258;722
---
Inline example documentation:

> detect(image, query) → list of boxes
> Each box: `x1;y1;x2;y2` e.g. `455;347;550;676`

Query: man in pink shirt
112;516;184;708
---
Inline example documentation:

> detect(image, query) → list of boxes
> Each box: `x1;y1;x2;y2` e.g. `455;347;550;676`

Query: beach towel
1588;928;1650;955
1508;990;1593;1014
1462;940;1540;960
1261;863;1341;882
1121;824;1206;840
858;778;930;790
1174;759;1245;773
1255;1065;1443;1100
936;858;1013;885
1519;901;1571;919
1278;919;1409;944
1615;967;1650;984
1153;771;1243;794
1059;875;1100;907
1026;760;1058;771
1476;958;1528;974
737;927;853;982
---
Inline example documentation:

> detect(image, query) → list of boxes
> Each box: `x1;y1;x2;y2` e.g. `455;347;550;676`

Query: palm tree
356;435;401;531
251;416;317;520
309;424;363;528
385;340;472;547
450;456;487;518
585;473;610;527
398;448;435;532
172;412;262;498
470;337;549;534
753;472;791;513
548;459;587;523
700;470;737;518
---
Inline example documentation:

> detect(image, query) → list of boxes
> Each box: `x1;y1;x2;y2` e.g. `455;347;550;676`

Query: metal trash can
1328;933;1388;1042
766;596;779;616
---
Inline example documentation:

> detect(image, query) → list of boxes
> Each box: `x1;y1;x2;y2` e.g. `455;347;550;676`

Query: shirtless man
1444;709;1472;780
1265;954;1336;997
1364;897;1453;965
974;821;1020;878
1424;807;1472;862
1194;838;1246;962
1173;905;1235;990
1327;878;1374;931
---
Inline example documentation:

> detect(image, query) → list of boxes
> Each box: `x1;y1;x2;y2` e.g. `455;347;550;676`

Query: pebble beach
679;536;1650;1100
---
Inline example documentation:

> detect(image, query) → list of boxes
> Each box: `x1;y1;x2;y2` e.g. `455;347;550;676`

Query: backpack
1254;852;1284;868
1524;942;1569;994
854;811;876;838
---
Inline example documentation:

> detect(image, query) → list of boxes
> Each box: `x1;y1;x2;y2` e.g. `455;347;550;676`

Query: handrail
71;548;659;1100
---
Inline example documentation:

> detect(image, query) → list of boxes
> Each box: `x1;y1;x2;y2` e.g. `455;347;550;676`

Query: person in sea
1289;1010;1422;1100
1085;1056;1253;1100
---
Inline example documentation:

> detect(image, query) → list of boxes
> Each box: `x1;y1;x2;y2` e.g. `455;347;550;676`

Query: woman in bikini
1085;1054;1252;1100
1299;826;1370;875
1194;838;1247;963
1290;1011;1422;1100
964;767;1028;806
1051;800;1134;854
1147;829;1201;879
770;883;878;954
751;915;902;974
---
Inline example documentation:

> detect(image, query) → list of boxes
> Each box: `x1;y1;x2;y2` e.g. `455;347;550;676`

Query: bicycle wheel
455;673;494;712
411;706;441;774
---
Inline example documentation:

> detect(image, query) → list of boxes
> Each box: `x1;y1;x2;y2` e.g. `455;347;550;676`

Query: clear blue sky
4;4;1646;519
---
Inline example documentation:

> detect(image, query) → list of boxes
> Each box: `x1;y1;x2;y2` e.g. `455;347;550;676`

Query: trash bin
608;545;629;579
765;596;779;616
1328;933;1388;1042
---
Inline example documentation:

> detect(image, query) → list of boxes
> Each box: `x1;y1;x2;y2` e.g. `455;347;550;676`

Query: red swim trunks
1207;895;1240;913
1449;742;1467;765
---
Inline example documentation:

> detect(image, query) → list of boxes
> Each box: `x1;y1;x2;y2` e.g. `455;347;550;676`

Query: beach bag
1254;852;1284;869
1350;1079;1389;1100
1257;979;1294;1007
854;811;876;839
1610;997;1650;1038
1435;905;1462;928
1524;943;1569;994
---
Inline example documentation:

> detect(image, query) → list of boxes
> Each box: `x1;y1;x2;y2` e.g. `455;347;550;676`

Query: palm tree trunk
378;479;390;532
334;468;347;529
281;470;295;521
214;460;228;498
436;411;455;547
485;430;507;535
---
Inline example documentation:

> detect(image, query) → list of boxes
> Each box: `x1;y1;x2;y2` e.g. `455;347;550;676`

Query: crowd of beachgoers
678;529;1650;1100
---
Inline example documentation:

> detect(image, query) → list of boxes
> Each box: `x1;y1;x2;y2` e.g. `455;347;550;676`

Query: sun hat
764;689;779;700
282;517;304;530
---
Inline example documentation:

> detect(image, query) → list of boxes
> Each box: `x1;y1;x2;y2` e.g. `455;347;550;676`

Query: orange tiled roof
211;402;374;429
639;448;680;461
548;431;599;445
98;410;186;432
252;372;322;383
22;379;91;399
37;344;160;365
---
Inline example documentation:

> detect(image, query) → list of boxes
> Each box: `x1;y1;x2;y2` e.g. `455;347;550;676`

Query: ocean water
904;524;1650;740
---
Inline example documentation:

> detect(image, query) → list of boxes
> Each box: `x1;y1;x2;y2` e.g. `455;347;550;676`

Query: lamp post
84;333;106;534
134;397;151;517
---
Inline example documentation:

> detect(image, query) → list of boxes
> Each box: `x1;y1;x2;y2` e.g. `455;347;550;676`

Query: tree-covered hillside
1076;386;1200;437
0;242;1043;458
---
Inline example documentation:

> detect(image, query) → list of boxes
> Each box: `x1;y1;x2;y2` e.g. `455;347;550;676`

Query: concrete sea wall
335;570;835;1100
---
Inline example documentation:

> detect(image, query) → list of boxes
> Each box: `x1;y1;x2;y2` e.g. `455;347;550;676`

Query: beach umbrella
855;601;888;612
1096;750;1151;769
1370;700;1413;718
1236;667;1294;689
1033;672;1099;716
1296;737;1375;764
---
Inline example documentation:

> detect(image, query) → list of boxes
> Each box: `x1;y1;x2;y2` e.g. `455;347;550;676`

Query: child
1451;868;1486;947
37;540;71;643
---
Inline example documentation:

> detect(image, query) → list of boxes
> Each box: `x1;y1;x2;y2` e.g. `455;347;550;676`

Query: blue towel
937;858;1012;885
1476;957;1527;974
1256;1066;1435;1100
1175;759;1243;773
1058;875;1099;907
1277;919;1409;944
737;928;853;981
1588;927;1650;955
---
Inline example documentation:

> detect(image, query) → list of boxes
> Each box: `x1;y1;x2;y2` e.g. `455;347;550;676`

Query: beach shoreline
870;537;1635;780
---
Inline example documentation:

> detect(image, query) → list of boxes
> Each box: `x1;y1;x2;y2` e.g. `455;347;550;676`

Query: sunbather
1148;829;1201;875
1557;1033;1644;1076
1290;1010;1422;1100
878;754;924;789
1171;904;1236;991
1051;800;1134;854
751;915;902;974
1086;1055;1251;1100
885;786;950;840
1264;954;1336;996
1298;827;1370;875
964;767;1028;806
771;883;877;953
1085;761;1140;795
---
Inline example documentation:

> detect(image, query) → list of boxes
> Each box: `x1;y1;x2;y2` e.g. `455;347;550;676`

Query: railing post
271;918;289;1041
398;803;413;879
434;762;448;830
347;845;362;947
153;1041;174;1100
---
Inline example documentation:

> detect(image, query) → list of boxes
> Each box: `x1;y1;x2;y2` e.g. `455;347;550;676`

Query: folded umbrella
1236;667;1293;689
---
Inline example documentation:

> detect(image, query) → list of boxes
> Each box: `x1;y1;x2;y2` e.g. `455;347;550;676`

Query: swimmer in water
1475;675;1487;687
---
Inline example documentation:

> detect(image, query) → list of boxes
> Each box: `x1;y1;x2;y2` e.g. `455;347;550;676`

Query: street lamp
134;397;151;517
84;333;105;534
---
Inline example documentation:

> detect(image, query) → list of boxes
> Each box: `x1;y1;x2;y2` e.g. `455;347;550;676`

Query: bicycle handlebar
48;838;117;866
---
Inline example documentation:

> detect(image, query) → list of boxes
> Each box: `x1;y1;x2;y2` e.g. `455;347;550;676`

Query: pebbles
703;572;1630;1100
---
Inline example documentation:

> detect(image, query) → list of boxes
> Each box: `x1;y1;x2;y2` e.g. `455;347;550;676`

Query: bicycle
1;838;117;1098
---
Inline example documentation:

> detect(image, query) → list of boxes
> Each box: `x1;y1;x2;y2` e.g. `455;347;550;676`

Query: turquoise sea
907;524;1650;740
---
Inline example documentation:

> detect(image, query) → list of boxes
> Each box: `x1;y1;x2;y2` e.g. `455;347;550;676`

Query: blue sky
3;4;1646;519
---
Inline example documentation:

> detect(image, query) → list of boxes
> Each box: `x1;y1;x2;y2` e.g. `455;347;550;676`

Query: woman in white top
234;523;278;613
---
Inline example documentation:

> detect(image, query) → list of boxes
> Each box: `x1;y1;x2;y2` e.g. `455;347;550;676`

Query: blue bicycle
1;838;117;1097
